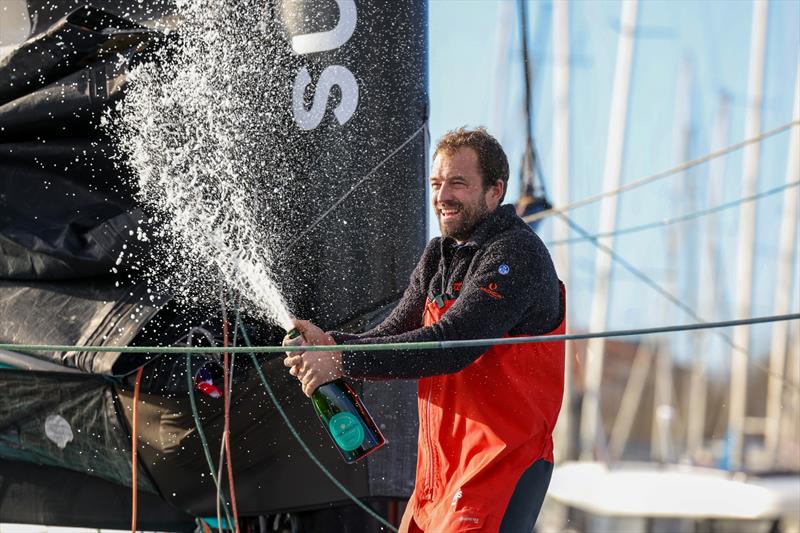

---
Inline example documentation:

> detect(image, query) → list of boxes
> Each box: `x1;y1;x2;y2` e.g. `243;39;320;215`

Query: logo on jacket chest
480;282;503;300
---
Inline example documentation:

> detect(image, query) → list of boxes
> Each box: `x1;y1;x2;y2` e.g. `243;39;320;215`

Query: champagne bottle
284;328;386;463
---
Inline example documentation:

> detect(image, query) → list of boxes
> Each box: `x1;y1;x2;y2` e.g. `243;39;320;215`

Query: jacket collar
440;204;530;250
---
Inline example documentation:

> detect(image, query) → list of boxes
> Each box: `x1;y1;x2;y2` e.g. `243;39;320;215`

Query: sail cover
0;0;427;527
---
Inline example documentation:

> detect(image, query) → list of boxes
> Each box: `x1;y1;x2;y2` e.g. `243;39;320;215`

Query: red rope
131;365;144;533
222;318;240;532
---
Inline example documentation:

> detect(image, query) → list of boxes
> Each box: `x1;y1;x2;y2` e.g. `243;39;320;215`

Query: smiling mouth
438;206;461;220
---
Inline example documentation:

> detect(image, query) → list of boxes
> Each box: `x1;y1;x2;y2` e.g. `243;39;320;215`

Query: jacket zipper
424;378;434;500
440;247;455;300
425;248;458;500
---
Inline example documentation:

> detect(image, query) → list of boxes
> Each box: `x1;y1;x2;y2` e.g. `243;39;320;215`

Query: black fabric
0;459;194;530
0;6;139;106
498;458;553;533
332;204;562;379
0;5;166;280
0;279;167;375
0;368;156;491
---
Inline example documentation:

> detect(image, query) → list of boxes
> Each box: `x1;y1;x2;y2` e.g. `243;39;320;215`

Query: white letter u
291;0;357;55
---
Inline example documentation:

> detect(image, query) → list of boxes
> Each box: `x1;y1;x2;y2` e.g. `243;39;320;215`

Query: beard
437;195;490;242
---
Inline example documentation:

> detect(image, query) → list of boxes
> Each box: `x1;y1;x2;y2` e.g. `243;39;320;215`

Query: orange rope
222;318;240;532
131;365;144;533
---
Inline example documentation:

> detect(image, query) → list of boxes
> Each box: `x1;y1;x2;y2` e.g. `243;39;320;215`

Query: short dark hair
433;126;509;202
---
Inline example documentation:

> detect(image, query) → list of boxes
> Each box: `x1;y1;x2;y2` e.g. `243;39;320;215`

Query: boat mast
728;0;768;471
488;2;514;137
686;93;731;460
779;260;800;462
579;0;638;460
764;63;799;467
551;0;573;462
652;57;693;463
609;342;654;460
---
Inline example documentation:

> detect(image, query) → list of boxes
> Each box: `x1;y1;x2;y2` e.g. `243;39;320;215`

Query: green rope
239;322;398;532
186;352;235;529
3;312;798;355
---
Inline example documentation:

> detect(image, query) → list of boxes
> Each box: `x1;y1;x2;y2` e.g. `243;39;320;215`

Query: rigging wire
4;314;797;354
215;307;241;532
186;328;235;529
515;0;552;222
520;105;798;391
547;180;800;246
518;0;547;200
285;123;427;252
523;119;800;223
216;427;226;533
130;365;144;533
217;308;241;531
219;296;240;533
553;211;796;388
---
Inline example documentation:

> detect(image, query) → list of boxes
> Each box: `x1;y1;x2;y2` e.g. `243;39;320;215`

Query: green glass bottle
284;328;386;463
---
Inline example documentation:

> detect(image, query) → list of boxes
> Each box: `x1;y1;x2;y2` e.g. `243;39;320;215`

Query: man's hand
283;319;344;397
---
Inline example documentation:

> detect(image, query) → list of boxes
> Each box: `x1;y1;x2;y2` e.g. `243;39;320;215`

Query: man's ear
488;179;504;206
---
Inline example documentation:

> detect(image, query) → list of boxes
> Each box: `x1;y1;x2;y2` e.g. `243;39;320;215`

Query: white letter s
292;65;359;131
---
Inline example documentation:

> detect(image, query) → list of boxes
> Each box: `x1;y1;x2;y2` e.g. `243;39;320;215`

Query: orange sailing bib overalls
400;284;566;532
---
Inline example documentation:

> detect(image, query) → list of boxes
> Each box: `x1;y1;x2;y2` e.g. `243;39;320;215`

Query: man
284;127;565;533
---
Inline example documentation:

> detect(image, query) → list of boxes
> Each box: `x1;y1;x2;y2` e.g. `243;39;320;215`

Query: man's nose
435;182;454;204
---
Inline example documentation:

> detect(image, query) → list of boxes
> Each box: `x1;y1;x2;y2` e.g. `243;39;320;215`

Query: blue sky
428;0;799;368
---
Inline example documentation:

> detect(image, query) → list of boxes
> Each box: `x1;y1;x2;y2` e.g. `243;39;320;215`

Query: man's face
430;147;504;243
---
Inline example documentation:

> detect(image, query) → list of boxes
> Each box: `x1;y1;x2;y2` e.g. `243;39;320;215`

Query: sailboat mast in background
728;0;768;472
579;0;639;460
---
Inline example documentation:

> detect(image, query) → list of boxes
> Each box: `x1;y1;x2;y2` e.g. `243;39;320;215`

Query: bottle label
328;412;365;451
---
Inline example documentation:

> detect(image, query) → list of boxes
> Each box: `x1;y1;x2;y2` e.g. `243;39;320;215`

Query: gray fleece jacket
330;204;562;379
